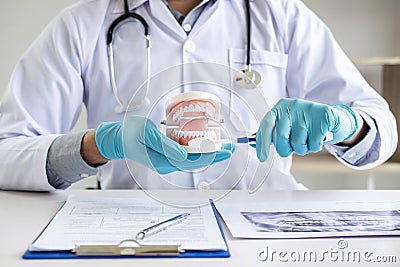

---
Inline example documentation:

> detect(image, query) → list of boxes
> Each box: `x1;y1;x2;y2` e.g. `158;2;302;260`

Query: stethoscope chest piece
235;68;263;89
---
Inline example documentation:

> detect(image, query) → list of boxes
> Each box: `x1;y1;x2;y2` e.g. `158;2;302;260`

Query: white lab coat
0;0;396;191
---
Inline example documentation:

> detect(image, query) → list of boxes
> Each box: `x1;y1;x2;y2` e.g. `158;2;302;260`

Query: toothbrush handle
212;137;255;144
236;131;333;144
236;137;256;144
216;132;332;145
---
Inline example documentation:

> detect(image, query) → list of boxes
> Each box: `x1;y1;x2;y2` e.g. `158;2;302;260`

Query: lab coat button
183;23;192;32
197;181;210;190
184;40;196;53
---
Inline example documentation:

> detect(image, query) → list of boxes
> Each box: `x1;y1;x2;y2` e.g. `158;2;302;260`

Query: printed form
29;195;227;252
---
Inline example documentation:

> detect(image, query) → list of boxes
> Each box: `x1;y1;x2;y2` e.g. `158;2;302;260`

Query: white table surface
2;189;400;267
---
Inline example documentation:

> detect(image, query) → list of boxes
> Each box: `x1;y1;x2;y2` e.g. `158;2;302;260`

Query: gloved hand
95;116;235;174
256;98;359;162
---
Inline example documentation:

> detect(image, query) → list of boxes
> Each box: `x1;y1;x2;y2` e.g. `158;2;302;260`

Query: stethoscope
107;0;262;112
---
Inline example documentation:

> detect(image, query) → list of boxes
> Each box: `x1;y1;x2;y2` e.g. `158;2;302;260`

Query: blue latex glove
95;116;235;174
256;98;359;162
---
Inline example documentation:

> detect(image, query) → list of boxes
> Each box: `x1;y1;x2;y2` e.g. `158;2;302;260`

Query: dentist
0;0;396;191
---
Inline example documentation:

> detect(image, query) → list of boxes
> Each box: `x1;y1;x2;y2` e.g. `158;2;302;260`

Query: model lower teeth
164;91;222;153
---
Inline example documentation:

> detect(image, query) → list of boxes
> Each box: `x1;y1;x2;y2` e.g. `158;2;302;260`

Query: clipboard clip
73;239;184;256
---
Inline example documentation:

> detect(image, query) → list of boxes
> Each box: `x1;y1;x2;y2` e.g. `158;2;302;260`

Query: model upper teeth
173;129;217;138
172;105;214;122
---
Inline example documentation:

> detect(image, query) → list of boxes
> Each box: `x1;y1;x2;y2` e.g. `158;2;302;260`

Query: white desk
2;189;400;266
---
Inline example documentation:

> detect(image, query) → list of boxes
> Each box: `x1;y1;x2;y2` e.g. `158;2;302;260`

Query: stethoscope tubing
107;0;259;112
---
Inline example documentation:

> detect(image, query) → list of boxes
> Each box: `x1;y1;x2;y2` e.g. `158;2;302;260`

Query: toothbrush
187;132;333;148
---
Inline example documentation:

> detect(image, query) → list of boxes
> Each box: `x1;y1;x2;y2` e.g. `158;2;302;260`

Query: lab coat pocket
227;48;288;133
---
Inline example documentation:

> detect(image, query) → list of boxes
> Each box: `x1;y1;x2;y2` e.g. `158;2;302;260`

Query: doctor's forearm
46;131;98;189
81;130;109;166
338;111;369;147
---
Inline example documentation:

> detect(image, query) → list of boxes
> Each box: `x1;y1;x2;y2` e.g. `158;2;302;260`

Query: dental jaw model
164;92;222;153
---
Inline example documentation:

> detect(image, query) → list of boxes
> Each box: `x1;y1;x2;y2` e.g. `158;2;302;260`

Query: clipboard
22;200;230;259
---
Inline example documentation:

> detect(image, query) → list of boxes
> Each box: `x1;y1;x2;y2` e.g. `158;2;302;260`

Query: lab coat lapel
148;0;187;41
186;0;221;38
112;0;148;13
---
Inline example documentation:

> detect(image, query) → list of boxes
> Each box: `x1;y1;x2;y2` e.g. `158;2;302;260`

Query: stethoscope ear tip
114;97;151;113
114;105;126;113
142;97;151;106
